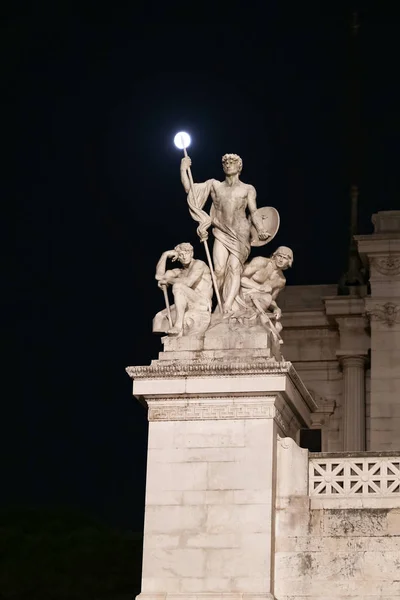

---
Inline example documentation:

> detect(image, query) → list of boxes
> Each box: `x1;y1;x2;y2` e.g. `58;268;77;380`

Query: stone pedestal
127;354;316;600
356;210;400;451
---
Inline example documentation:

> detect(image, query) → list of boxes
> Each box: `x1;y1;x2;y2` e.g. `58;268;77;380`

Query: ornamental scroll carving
372;255;400;277
367;303;400;327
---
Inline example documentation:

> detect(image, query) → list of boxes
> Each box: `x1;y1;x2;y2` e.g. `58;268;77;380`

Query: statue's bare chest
211;183;248;210
254;263;280;285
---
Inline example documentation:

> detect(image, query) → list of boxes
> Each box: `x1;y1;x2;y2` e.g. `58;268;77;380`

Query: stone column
126;361;316;600
356;210;400;450
324;300;370;452
337;353;367;451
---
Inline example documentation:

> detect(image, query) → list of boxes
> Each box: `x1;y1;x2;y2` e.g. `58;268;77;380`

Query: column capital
322;302;370;356
336;351;368;369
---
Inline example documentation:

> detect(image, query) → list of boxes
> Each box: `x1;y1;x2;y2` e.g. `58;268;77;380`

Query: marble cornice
126;360;292;380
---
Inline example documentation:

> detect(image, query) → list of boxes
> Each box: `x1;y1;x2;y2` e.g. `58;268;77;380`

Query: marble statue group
152;152;293;353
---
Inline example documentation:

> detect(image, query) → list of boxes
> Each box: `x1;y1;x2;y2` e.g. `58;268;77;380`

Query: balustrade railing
309;453;400;508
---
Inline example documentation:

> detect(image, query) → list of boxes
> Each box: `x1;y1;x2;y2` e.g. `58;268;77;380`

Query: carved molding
367;302;400;327
126;360;316;413
147;397;289;432
372;255;400;277
126;360;292;379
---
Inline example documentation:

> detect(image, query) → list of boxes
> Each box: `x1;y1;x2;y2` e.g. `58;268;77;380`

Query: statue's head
222;153;243;175
174;242;194;265
272;246;293;270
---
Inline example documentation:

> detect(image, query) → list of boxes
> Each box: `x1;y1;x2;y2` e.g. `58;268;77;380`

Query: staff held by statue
173;132;223;313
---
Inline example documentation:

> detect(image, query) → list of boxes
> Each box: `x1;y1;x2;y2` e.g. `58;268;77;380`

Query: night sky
4;3;400;530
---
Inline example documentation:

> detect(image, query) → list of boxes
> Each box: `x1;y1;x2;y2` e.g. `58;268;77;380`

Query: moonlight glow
174;131;191;150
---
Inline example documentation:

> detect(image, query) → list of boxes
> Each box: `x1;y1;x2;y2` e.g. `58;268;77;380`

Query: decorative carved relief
372;255;400;277
147;398;288;431
367;303;400;327
126;361;292;379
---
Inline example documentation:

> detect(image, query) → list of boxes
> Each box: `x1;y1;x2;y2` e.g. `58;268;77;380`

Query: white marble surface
126;363;314;600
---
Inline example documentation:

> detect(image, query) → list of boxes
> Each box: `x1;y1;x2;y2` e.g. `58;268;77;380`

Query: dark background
4;1;400;532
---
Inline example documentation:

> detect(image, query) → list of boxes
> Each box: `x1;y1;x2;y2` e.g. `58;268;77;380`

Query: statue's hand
158;279;168;288
260;283;272;294
198;231;209;243
181;156;192;171
257;229;271;241
166;250;179;262
273;307;282;320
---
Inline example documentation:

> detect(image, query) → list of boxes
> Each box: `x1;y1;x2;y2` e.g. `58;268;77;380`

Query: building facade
279;210;400;453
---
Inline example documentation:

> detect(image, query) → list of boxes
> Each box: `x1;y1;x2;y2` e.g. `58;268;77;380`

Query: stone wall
141;418;277;597
279;285;344;452
276;505;400;599
275;439;400;600
128;363;316;600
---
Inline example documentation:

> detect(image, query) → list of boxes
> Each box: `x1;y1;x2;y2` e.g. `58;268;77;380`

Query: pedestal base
159;320;281;363
127;357;315;600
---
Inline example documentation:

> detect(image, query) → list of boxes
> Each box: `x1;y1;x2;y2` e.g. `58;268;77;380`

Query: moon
174;131;191;150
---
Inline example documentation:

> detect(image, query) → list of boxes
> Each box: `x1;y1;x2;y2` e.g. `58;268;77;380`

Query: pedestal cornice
127;360;295;380
127;360;316;433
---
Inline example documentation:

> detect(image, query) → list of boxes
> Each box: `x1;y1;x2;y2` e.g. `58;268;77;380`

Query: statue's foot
168;326;183;337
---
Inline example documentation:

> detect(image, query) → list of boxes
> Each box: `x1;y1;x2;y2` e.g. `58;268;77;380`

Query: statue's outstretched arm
180;157;191;194
180;156;216;211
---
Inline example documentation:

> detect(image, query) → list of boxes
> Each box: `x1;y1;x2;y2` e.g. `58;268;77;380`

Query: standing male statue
180;154;271;314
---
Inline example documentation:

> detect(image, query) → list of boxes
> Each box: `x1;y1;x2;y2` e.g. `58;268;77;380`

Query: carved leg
212;239;229;301
223;254;242;313
168;283;189;335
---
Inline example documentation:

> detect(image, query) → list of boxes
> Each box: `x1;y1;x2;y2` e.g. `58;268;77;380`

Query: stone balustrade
309;451;400;509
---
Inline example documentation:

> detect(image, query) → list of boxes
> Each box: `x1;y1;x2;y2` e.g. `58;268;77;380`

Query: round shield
250;206;280;247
